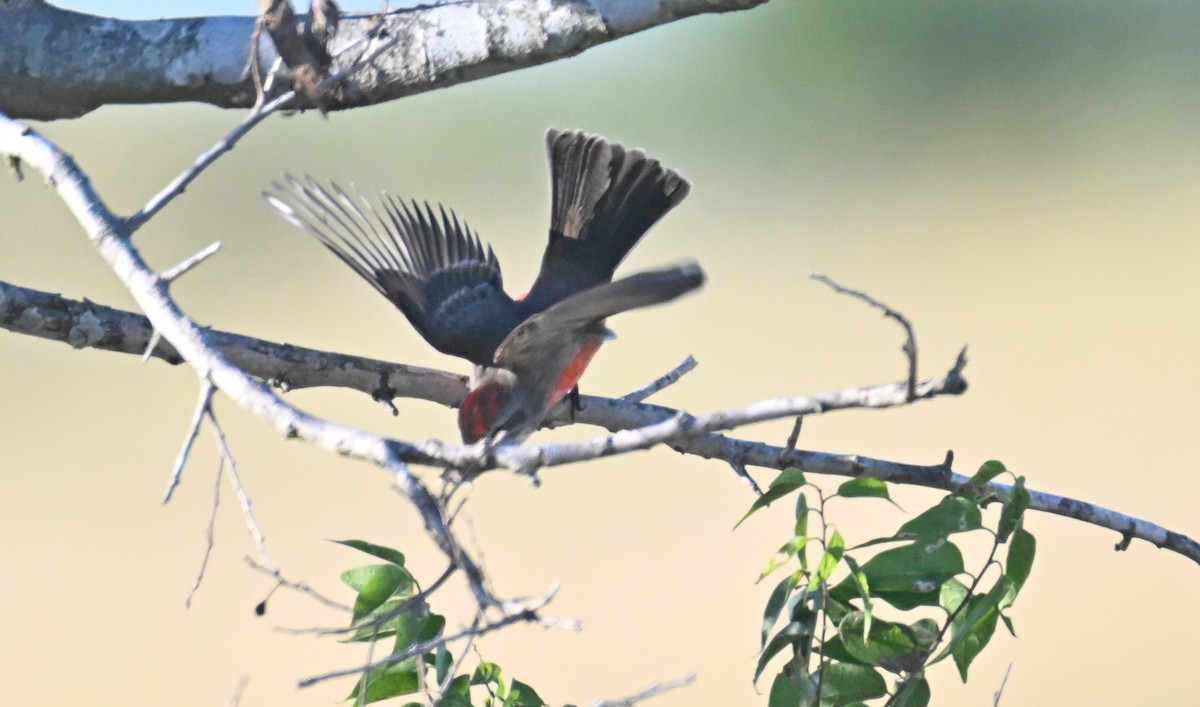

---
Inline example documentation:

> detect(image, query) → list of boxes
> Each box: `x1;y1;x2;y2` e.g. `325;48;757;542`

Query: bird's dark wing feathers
523;129;691;310
264;175;522;365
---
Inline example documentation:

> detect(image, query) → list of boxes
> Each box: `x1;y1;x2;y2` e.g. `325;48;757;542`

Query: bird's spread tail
524;129;691;309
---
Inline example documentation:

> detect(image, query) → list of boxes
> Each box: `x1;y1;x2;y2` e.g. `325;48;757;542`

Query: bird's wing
522;129;691;310
264;175;523;365
495;262;706;365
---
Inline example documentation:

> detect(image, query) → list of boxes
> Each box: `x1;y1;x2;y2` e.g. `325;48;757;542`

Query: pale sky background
3;1;1200;705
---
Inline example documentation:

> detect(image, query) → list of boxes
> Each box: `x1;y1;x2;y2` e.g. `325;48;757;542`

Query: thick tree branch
0;278;467;406
0;0;769;120
3;277;1198;566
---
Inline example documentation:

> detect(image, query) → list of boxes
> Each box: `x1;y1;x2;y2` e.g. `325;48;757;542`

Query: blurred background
3;0;1199;704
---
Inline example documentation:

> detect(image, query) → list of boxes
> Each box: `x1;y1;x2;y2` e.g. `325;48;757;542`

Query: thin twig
621;355;698;403
160;241;222;283
209;404;275;571
730;459;764;496
993;663;1013;706
276;561;457;637
298;598;559;689
778;415;804;467
186;456;225;608
592;674;697;707
127;92;295;231
140;329;163;363
227;675;249;707
431;612;484;707
164;380;216;503
811;273;919;401
245;557;352;613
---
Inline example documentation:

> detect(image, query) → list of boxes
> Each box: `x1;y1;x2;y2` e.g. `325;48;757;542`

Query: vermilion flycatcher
264;128;699;442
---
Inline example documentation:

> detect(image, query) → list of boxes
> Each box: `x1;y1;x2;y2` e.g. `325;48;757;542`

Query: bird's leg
569;385;584;420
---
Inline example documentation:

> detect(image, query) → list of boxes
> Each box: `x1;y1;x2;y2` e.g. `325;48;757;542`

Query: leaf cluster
334;540;549;706
742;461;1036;706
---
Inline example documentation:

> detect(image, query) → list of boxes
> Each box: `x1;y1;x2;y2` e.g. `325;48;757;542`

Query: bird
458;262;703;442
264;128;698;442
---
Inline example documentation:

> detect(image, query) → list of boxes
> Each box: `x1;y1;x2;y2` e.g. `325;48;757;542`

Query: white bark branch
0;0;769;120
0;114;501;611
3;277;1198;567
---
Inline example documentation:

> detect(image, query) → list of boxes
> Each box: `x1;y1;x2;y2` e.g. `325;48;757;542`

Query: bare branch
729;459;764;496
140;330;163;363
592;674;697;707
0;279;466;405
621;355;698;403
209;405;275;571
227;675;250;707
297;584;564;689
498;355;968;475
3;276;1196;566
160;242;223;283
811;273;919;401
432;613;483;705
0;114;497;621
778;415;804;467
186;456;225;609
245;557;352;614
164;380;216;504
128;92;294;231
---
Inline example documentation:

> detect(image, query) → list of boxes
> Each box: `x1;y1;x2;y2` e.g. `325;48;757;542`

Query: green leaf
736;468;807;528
445;674;472;695
505;678;546;706
760;553;794;582
347;660;421;704
333;539;407;567
435;645;452;685
1006;524;1036;596
768;669;811;707
837;477;890;500
997;477;1029;542
897;495;982;539
756;622;811;684
341;564;416;621
762;573;801;647
967;460;1007;487
346;597;426;642
796;491;810;525
795;494;811;571
950;598;999;682
417;614;445;643
473;661;503;686
809;529;845;591
891;677;931;707
870;589;940;611
841;556;873;634
909;618;940;652
836;613;918;670
819;635;872;666
435;675;473;706
816;662;887;704
851;540;964;594
1000;613;1016;637
936;576;1014;680
940;578;969;615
